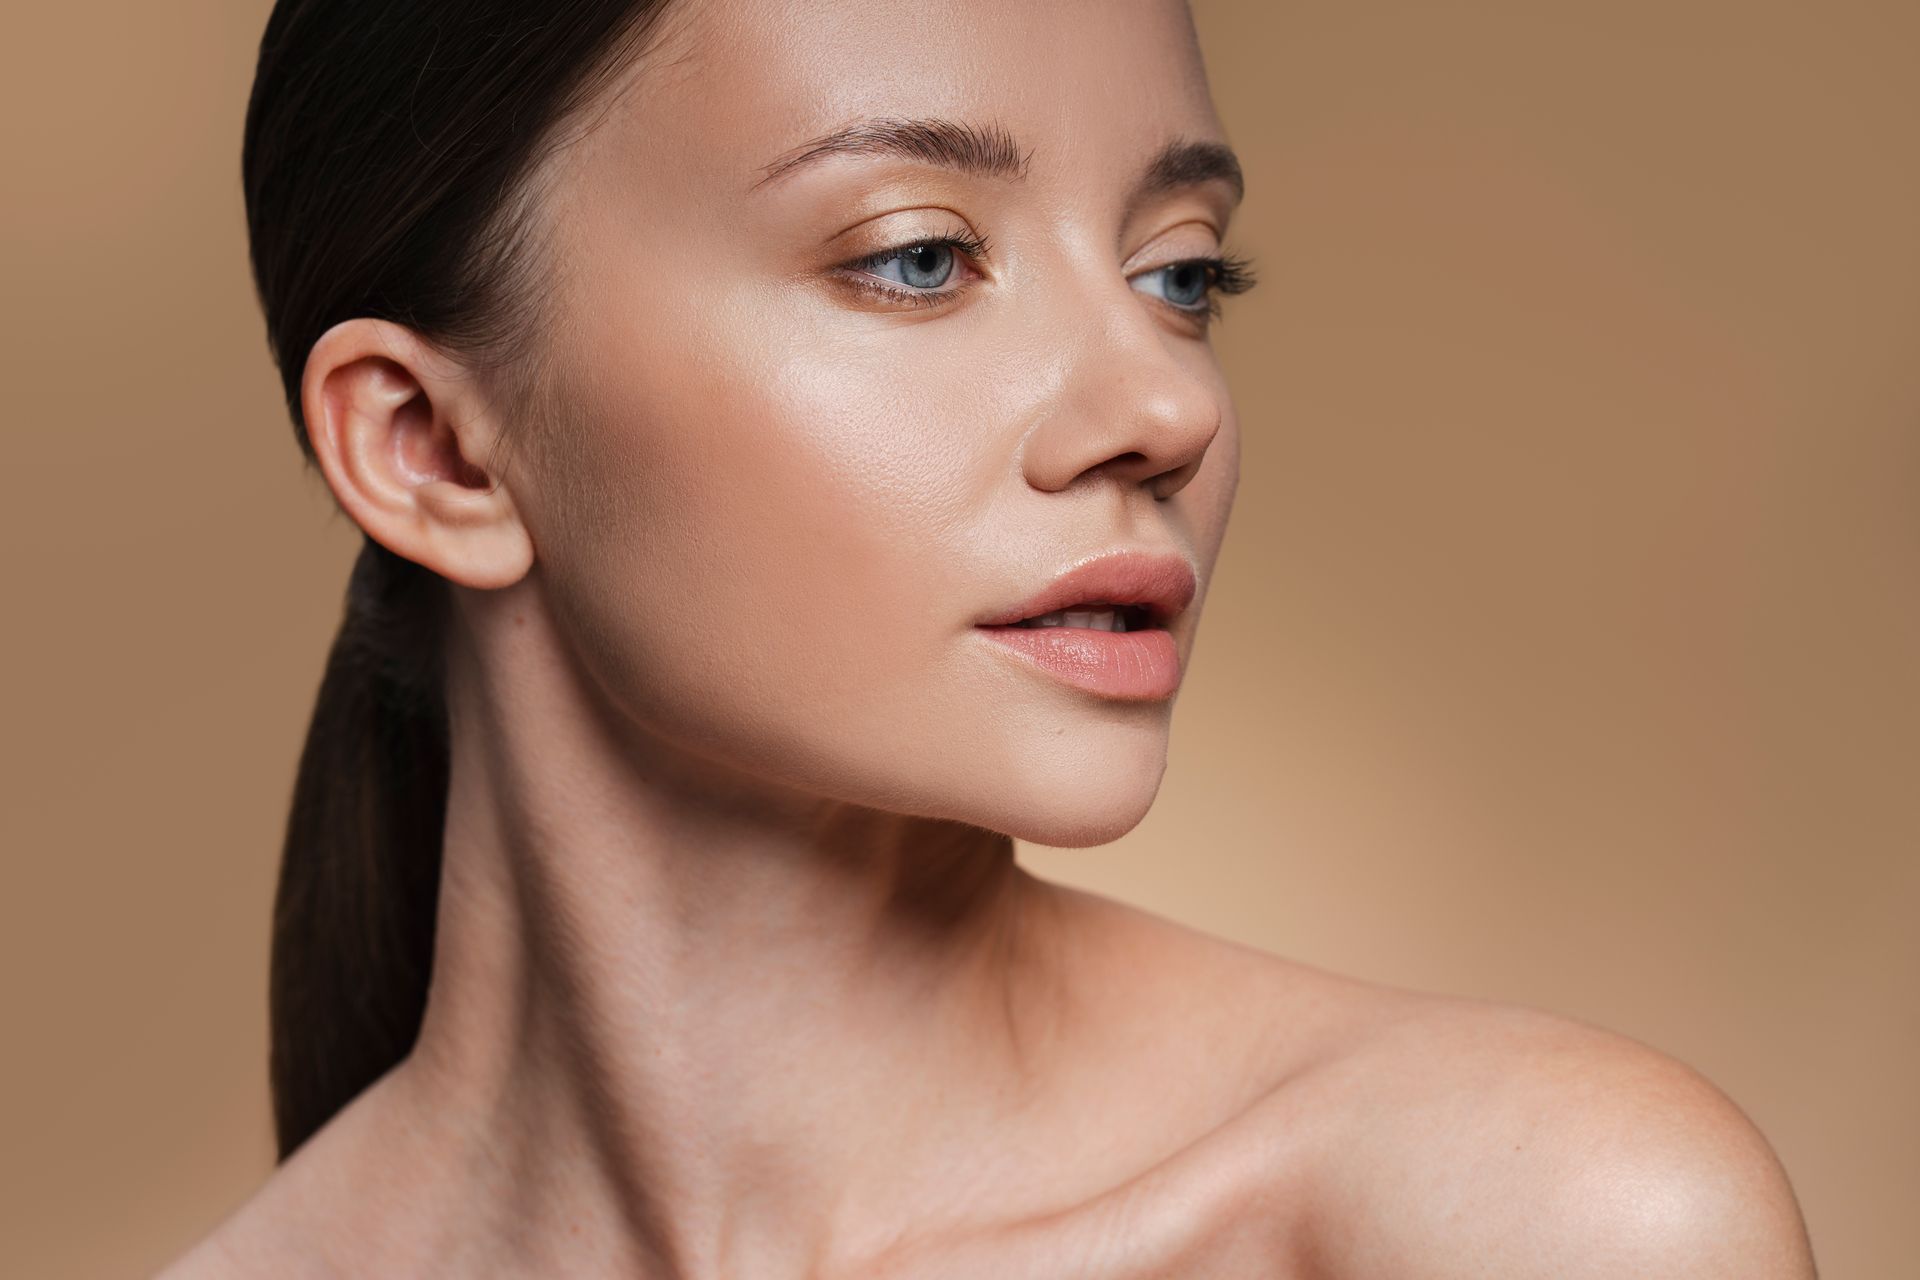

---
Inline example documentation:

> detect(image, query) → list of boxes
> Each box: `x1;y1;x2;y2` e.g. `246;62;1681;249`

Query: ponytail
243;0;673;1154
269;537;449;1158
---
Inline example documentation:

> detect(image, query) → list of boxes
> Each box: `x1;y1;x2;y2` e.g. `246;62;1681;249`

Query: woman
163;0;1817;1274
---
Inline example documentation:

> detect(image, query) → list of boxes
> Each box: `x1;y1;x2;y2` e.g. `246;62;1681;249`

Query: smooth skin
162;0;1818;1275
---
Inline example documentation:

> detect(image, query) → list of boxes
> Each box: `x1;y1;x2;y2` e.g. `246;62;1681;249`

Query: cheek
520;256;1236;837
527;291;1019;805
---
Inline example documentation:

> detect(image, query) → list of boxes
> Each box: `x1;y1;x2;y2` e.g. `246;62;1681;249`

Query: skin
161;0;1819;1275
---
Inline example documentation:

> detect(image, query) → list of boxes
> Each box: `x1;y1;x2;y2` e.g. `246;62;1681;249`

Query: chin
954;719;1174;849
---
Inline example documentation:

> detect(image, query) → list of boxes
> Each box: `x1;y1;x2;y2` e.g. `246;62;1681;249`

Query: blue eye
1136;261;1212;309
840;231;992;308
1130;254;1260;321
837;233;1259;322
876;243;959;289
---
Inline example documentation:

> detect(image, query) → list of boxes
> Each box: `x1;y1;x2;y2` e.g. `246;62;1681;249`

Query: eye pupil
1165;262;1210;308
900;244;953;289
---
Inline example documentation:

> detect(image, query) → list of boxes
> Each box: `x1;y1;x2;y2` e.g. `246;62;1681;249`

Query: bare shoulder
144;1071;408;1280
148;1176;328;1280
151;1231;249;1280
1253;986;1821;1278
998;888;1818;1277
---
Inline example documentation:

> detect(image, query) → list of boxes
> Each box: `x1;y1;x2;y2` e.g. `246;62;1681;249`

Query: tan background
2;0;1913;1275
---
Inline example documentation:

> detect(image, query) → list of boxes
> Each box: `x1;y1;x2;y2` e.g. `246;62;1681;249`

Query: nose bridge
1019;253;1224;497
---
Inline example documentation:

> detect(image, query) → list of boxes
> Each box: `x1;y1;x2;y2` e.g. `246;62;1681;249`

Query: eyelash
837;231;1260;326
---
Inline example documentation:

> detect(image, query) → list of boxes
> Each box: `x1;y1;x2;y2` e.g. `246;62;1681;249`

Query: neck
392;586;1082;1278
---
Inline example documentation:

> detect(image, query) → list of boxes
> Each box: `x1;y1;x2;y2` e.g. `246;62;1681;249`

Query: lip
973;550;1198;701
974;550;1198;629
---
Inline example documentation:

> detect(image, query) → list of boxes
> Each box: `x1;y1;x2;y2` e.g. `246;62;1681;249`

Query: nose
1018;276;1225;501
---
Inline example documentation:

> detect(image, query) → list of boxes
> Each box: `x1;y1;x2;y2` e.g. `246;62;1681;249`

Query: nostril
1076;452;1152;488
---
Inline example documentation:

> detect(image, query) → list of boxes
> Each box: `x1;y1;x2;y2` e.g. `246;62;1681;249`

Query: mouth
973;550;1196;632
973;551;1196;701
993;603;1159;633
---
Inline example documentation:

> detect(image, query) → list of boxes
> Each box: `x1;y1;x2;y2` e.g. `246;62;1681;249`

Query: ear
300;318;533;590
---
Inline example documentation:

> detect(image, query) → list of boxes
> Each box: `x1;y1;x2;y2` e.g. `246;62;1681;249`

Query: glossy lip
972;550;1198;702
973;550;1199;629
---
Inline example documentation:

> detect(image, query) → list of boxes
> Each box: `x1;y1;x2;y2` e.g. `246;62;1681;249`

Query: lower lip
974;625;1182;701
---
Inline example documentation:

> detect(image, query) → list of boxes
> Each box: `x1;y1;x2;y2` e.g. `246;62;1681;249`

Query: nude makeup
974;550;1195;700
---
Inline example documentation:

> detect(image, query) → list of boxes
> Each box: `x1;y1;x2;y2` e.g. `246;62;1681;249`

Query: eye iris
1164;262;1210;308
898;244;953;289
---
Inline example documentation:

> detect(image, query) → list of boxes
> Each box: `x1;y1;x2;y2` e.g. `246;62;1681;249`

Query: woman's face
514;0;1246;846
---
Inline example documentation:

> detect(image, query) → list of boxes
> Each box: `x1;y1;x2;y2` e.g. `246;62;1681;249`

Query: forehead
583;0;1224;204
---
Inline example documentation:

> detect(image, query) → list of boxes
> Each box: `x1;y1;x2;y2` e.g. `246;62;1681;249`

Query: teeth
1022;608;1127;631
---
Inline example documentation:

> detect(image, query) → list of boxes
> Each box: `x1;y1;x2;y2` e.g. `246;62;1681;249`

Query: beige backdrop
2;0;1914;1275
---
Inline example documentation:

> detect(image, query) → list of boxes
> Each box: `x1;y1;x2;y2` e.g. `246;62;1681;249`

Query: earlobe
301;318;534;591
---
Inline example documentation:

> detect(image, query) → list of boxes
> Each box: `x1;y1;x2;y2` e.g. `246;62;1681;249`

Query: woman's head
248;0;1251;1153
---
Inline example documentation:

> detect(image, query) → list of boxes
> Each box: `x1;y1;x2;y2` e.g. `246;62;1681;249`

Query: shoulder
1261;991;1820;1278
151;1229;252;1280
147;1068;419;1280
926;891;1817;1278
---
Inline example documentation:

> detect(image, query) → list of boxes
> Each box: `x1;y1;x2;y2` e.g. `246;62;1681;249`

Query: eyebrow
750;115;1245;213
1127;134;1245;216
752;116;1032;188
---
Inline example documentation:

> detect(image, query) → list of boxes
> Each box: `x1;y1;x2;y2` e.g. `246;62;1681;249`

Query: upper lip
976;550;1198;628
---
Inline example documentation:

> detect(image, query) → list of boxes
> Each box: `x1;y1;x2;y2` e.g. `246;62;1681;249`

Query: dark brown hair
241;0;676;1159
